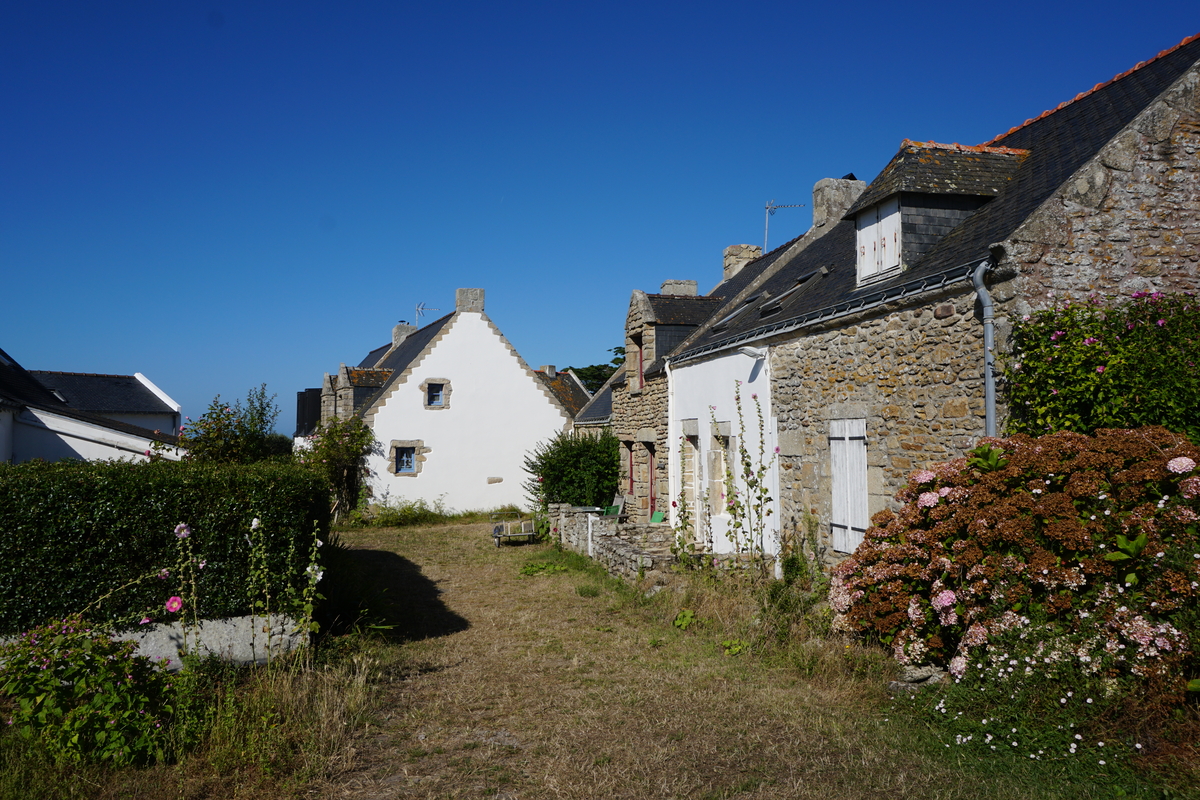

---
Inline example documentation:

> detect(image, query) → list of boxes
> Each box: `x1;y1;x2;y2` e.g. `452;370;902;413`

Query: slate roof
0;348;175;443
644;295;724;326
29;371;175;415
844;142;1028;217
673;32;1200;363
344;369;392;388
573;368;620;425
536;370;591;418
361;313;455;374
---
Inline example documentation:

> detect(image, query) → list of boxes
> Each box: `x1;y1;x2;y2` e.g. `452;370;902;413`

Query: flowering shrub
832;427;1200;711
296;416;378;521
1004;292;1200;442
0;616;173;765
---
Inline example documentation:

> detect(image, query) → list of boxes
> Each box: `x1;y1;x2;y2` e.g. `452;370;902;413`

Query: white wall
10;408;178;463
365;312;570;511
668;350;780;558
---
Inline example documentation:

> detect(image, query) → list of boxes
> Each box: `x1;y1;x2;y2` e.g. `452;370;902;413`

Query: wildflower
1083;337;1099;345
165;596;183;613
198;560;207;569
251;517;261;530
1157;319;1166;326
139;617;151;625
1167;456;1196;474
174;523;191;538
158;569;169;580
316;539;324;548
774;446;780;454
1096;366;1106;373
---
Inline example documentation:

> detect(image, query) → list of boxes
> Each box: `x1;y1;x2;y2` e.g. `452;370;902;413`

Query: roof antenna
414;302;440;324
764;200;805;251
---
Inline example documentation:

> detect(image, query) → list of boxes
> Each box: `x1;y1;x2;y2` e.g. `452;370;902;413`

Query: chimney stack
540;365;557;377
393;321;416;347
723;244;762;281
455;288;485;313
812;175;866;228
659;280;698;296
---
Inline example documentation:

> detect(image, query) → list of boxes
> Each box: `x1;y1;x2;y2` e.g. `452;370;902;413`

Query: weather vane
764;200;805;251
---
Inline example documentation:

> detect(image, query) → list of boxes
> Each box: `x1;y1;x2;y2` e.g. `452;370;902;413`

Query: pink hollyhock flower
165;596;183;613
174;523;191;538
1096;366;1106;373
917;491;939;508
139;617;152;625
1167;456;1196;474
1158;319;1166;326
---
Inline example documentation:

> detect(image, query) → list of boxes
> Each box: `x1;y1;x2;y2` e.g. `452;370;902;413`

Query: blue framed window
396;447;416;473
427;383;444;406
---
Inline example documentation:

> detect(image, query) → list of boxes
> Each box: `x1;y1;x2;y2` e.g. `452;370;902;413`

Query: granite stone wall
548;503;674;582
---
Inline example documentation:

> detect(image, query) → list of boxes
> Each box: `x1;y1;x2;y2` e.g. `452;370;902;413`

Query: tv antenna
415;302;440;323
764;200;805;252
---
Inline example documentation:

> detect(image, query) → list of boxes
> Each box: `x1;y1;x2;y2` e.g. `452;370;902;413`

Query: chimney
393;320;416;347
812;175;866;228
455;288;485;313
659;280;698;296
723;244;762;281
540;365;557;377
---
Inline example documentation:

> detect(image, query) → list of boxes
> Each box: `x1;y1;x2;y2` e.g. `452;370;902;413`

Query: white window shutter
830;419;868;553
879;196;901;271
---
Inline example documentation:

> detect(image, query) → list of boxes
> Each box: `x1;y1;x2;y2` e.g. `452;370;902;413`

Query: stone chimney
540;365;557;377
812;175;867;229
723;244;762;281
393;321;416;346
659;280;698;296
455;288;485;313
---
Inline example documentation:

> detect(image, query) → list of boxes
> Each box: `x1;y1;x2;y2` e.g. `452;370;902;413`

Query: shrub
1004;291;1200;441
831;427;1200;718
0;460;329;634
177;384;290;464
0;616;173;765
523;429;620;509
296;417;378;522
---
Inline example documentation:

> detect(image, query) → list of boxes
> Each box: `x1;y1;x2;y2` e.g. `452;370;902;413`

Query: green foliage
519;561;568;577
0;616;173;766
721;638;748;656
672;609;697;631
561;347;626;394
349;496;451;528
523;428;620;509
0;459;329;635
1003;292;1200;441
177;384;291;464
296;416;378;521
575;584;601;597
832;426;1200;748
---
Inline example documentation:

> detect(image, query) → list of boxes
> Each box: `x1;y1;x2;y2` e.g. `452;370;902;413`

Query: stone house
296;288;579;511
663;32;1200;568
1;347;179;463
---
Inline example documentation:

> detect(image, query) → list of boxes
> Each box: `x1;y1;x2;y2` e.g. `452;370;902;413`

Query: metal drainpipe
972;259;997;438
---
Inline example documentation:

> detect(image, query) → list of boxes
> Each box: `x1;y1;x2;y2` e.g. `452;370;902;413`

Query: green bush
295;416;378;522
0;460;329;635
522;429;620;509
831;428;1200;750
177;385;290;464
1004;291;1200;441
0;616;172;765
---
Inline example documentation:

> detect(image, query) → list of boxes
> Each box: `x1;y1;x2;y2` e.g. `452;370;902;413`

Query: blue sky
3;2;1197;433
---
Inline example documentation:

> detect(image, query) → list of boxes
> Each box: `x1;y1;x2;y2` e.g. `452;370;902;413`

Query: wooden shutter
829;419;868;553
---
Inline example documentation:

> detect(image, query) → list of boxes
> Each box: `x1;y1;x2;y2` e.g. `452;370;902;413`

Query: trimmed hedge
0;460;330;635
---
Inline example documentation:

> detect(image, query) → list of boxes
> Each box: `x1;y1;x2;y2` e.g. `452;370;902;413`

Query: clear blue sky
3;2;1197;433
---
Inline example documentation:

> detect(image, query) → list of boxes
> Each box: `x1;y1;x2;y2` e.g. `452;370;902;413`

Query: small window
396;447;416;473
427;383;444;406
420;378;452;409
856;196;901;283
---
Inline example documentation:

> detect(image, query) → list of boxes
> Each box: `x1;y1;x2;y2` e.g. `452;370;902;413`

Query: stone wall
771;286;986;565
548;503;675;582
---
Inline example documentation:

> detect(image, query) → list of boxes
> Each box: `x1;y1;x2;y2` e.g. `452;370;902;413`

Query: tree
562;347;626;395
178;385;290;464
523;429;620;509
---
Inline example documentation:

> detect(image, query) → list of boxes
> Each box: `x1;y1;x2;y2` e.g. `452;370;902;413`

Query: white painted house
0;347;180;463
301;289;579;511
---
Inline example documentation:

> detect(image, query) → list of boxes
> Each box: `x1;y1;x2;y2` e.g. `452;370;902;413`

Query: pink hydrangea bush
831;427;1200;706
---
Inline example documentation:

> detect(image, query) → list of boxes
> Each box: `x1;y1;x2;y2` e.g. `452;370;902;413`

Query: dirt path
315;524;984;800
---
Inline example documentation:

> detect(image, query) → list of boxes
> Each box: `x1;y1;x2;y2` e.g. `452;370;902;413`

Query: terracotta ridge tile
981;31;1200;147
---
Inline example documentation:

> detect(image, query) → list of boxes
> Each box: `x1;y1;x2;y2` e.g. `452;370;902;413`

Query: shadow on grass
316;546;469;642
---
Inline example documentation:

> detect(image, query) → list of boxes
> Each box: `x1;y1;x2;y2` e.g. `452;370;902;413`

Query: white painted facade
4;407;177;463
666;349;781;559
363;311;572;512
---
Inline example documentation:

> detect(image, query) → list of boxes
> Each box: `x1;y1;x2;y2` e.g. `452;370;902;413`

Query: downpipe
972;260;997;438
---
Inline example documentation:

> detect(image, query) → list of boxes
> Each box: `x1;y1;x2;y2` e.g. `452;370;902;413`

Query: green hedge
0;460;330;635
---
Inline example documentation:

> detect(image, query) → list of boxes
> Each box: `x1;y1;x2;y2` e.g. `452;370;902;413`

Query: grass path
313;523;1128;800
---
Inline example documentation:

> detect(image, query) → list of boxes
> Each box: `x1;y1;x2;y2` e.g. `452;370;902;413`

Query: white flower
251;518;261;530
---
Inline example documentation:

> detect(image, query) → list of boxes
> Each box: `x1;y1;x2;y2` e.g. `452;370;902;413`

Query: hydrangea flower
1167;456;1196;474
913;470;936;484
917;491;939;508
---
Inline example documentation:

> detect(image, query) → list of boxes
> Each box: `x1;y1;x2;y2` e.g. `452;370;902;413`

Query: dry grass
314;523;1140;800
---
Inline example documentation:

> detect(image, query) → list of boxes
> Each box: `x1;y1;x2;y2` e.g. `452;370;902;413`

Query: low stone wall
548;504;676;582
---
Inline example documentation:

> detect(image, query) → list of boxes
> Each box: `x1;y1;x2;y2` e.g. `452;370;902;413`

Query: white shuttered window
855;196;901;282
830;418;869;553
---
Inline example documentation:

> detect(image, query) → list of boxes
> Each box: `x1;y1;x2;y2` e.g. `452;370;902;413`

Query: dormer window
855;196;900;283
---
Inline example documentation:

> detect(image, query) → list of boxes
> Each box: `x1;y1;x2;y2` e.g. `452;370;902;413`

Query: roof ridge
29;370;135;378
900;139;1029;156
982;31;1200;147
